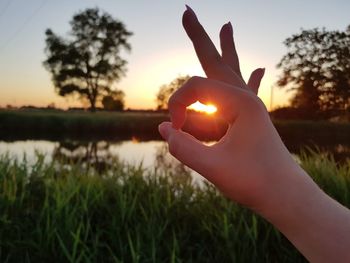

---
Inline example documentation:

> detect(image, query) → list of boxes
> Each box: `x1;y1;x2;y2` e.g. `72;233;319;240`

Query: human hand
159;7;350;262
159;7;299;211
159;75;300;210
159;78;350;262
182;5;265;95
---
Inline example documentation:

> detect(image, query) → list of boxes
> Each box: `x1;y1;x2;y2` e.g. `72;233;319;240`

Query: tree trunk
89;97;96;112
89;87;98;112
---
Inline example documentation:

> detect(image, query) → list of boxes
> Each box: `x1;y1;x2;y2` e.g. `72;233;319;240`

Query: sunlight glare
187;101;217;115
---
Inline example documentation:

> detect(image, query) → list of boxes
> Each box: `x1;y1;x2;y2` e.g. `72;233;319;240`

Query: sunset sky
0;0;349;110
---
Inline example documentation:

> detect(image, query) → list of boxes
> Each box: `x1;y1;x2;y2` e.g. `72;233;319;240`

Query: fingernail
185;5;198;20
227;21;233;35
158;122;172;140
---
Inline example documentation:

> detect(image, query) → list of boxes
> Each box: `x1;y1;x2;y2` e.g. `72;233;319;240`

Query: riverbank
0;110;168;141
0;151;348;262
0;109;349;143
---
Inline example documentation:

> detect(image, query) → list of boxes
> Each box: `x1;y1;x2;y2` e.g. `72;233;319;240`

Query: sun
187;101;217;115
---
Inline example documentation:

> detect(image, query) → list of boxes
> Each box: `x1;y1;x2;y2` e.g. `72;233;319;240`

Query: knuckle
168;76;203;107
187;76;202;85
252;96;268;112
243;93;268;114
167;95;175;108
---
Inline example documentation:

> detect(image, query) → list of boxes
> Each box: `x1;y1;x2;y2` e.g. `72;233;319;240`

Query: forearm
257;164;350;262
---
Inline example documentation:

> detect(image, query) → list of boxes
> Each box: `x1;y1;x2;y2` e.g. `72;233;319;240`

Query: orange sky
0;0;349;110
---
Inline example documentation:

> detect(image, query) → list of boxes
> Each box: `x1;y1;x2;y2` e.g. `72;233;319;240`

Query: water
0;139;207;185
0;139;349;186
1;139;349;163
0;140;162;168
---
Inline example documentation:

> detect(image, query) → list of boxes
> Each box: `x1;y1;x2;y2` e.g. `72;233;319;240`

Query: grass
0;151;349;262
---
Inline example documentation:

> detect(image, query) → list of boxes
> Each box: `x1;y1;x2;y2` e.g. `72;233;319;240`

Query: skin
158;6;350;262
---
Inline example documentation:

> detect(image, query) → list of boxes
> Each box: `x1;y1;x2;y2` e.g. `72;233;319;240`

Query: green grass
0;151;349;262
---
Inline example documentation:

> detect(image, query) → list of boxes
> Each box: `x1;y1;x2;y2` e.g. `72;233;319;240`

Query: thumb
247;68;265;95
158;121;211;173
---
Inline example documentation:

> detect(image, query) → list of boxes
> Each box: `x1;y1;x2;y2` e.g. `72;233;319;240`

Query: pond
0;138;349;184
0;139;163;168
0;139;210;185
1;136;350;162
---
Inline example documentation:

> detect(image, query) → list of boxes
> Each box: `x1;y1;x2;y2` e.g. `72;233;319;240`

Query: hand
159;7;350;262
159;75;298;209
182;5;265;95
160;6;289;210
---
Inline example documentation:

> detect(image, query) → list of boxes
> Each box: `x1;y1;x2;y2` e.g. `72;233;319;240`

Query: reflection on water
154;143;194;185
0;139;349;184
53;141;120;174
154;143;191;175
0;140;58;164
0;139;207;185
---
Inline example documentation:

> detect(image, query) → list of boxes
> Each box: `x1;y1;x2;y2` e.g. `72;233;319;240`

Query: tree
43;8;132;111
277;26;350;116
102;90;125;111
156;75;190;110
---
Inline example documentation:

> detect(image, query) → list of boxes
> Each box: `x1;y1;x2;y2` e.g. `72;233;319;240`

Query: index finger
168;76;250;129
182;7;245;87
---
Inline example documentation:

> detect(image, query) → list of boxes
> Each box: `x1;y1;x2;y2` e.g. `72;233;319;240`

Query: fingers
168;76;249;129
158;122;211;173
182;6;245;87
219;23;265;95
219;22;243;79
182;6;221;75
247;68;265;95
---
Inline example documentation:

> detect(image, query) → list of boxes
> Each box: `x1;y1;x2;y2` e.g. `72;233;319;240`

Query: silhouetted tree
43;8;132;111
156;75;190;110
102;90;125;111
52;140;120;174
277;26;350;117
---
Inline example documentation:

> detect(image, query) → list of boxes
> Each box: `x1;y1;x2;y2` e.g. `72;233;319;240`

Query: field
0;151;349;262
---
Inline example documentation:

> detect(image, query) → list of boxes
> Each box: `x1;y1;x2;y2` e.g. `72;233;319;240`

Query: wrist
253;161;350;262
256;165;323;233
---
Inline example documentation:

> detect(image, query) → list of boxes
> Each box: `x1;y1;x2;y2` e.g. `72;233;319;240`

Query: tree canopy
43;8;132;111
277;26;350;117
156;75;190;110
